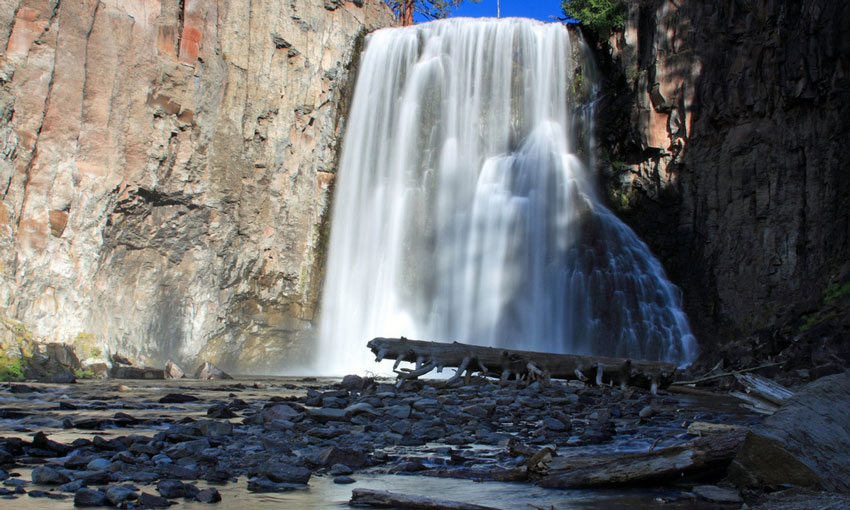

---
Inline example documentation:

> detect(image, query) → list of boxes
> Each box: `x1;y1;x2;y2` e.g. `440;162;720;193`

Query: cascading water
317;18;697;375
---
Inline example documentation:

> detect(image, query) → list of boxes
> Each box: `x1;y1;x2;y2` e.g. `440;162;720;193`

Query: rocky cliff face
593;0;850;366
0;0;395;372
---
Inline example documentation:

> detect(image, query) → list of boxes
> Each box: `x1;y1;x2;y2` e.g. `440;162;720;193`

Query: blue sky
447;0;565;22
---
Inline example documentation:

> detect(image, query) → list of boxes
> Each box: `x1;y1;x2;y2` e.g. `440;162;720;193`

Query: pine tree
386;0;480;26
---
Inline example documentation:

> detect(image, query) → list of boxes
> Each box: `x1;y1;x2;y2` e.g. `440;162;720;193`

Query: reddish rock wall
0;0;395;372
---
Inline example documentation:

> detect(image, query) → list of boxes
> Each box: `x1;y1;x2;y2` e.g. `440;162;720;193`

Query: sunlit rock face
0;0;395;372
318;18;696;375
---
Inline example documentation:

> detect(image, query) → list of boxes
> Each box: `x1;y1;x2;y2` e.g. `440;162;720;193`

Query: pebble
333;476;356;484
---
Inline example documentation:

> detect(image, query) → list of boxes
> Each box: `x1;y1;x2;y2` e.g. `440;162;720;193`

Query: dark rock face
591;0;850;360
729;371;850;493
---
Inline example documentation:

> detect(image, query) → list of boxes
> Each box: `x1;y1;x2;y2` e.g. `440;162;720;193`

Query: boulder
194;362;233;380
165;361;185;379
729;371;850;493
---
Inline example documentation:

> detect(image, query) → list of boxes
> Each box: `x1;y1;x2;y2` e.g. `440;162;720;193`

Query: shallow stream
1;377;756;509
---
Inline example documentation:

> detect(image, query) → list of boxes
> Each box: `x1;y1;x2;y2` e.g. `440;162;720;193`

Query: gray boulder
194;362;233;380
729;371;850;493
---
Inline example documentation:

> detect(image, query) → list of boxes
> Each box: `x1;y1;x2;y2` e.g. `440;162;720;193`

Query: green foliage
562;0;627;39
0;352;24;381
74;368;95;379
72;332;102;360
386;1;481;22
824;281;850;305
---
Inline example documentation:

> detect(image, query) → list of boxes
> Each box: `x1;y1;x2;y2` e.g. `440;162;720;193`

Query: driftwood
349;488;500;510
536;430;747;489
421;465;528;482
367;337;677;392
672;361;785;386
730;373;794;415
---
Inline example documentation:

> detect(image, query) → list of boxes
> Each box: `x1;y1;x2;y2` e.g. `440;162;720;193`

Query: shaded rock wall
0;0;395;373
594;0;850;361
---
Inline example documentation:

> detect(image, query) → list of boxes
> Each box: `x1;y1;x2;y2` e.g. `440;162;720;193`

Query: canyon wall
0;0;395;372
595;0;850;366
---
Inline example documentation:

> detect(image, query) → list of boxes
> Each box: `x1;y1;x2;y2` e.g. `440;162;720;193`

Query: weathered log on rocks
367;337;677;391
536;431;746;489
349;488;500;509
729;371;850;493
730;373;794;415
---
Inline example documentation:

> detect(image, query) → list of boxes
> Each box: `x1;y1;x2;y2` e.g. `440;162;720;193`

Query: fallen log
421;465;528;482
536;430;747;489
349;488;501;510
367;337;677;392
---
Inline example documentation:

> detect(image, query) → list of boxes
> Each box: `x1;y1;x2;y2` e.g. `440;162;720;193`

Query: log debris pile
367;337;677;392
536;430;748;489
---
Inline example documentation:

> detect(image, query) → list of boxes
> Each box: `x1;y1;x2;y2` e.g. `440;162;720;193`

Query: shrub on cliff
562;0;626;39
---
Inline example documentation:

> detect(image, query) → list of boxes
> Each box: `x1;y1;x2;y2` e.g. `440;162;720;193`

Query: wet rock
341;375;367;391
28;489;68;499
306;408;347;423
75;470;114;485
32;431;72;455
261;404;300;422
165;361;185;379
344;402;379;418
9;384;39;393
197;420;233;437
692;485;742;504
157;479;197;499
130;471;159;483
159;393;200;404
31;466;72;485
105;485;138;505
322;396;347;408
310;446;368;468
330;464;353;476
730;371;850;493
194;362;233;380
246;479;300;493
195;487;221;503
383;405;411;419
248;462;311;484
58;480;85;493
74;487;109;506
334;475;355;484
163;465;199;480
207;404;237;419
86;458;111;471
542;417;567;431
138;492;173;507
412;398;440;411
461;405;490;418
639;406;655;419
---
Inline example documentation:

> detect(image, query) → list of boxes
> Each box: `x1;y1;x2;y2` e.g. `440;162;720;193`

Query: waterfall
317;18;697;375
